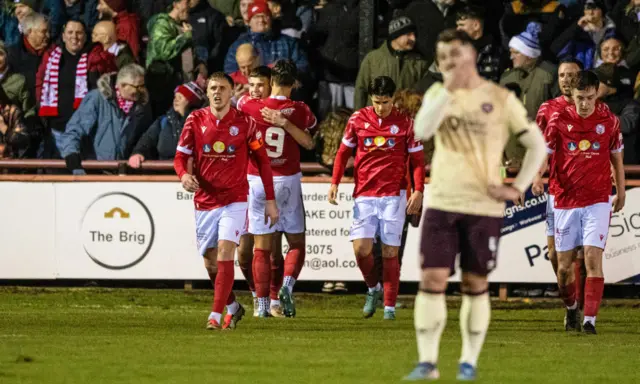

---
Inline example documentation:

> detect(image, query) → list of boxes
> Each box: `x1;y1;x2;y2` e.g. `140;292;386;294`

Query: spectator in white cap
128;81;205;168
500;21;556;166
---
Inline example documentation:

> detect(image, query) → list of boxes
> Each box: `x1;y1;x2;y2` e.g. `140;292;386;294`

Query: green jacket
499;61;556;165
354;42;429;110
208;0;240;19
145;13;193;69
0;71;35;118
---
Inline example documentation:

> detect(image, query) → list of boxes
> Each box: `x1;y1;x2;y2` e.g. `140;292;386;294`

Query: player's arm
610;117;626;213
406;121;425;214
329;118;356;205
248;120;279;226
261;107;315;150
531;110;556;196
174;115;199;192
414;82;451;141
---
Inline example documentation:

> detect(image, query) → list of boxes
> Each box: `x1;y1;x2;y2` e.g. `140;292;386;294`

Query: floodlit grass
0;287;638;384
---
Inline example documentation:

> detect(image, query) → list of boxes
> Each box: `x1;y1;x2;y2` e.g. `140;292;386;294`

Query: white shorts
349;191;407;247
545;194;555;237
195;202;248;256
248;173;305;235
553;202;611;252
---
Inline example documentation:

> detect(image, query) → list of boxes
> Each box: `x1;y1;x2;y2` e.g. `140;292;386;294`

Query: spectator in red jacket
95;0;141;59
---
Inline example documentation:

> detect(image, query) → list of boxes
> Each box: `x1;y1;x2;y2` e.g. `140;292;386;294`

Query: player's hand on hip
406;190;423;215
265;199;279;228
488;184;521;203
531;178;544;196
328;184;339;205
128;154;145;169
612;192;626;213
261;108;288;128
180;174;200;192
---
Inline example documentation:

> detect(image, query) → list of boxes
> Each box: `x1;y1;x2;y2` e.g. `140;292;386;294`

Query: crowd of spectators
1;0;640;172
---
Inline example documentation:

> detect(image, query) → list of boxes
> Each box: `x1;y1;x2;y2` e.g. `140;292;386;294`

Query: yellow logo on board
213;141;226;153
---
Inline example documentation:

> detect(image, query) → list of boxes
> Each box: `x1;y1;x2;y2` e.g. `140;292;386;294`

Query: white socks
283;276;296;294
208;312;222;323
226;301;239;316
414;291;447;364
584;316;596;325
251;291;257;298
459;293;491;367
271;299;280;307
384;306;396;313
368;283;382;294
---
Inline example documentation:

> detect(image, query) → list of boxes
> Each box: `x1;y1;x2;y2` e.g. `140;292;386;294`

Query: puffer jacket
60;73;153;168
131;107;188;160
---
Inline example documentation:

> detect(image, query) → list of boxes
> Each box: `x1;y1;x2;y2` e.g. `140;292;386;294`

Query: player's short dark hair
249;65;272;80
436;28;475;47
271;59;297;87
558;58;584;70
368;76;396;98
208;72;234;87
456;6;485;25
573;70;600;92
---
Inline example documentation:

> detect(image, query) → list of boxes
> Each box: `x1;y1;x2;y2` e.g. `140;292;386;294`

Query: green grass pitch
0;287;638;384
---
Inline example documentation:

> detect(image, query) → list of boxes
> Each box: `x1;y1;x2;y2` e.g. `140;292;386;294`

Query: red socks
253;248;271;298
239;258;255;293
357;254;378;288
212;260;234;314
584;277;605;317
270;256;284;300
558;278;577;308
383;257;400;307
284;246;305;279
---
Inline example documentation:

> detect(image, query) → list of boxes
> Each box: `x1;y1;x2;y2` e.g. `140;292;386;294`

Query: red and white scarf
39;46;89;117
116;87;134;115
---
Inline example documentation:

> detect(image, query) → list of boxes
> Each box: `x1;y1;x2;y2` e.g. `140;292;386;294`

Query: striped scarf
39;46;89;117
116;87;134;115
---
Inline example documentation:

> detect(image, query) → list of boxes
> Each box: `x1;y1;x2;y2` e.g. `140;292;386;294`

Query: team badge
387;138;396;147
203;144;211;153
227;145;236;153
364;137;373;146
481;103;493;113
567;142;577;151
229;126;239;136
592;142;600;150
596;124;604;135
390;125;399;134
213;141;225;153
201;126;207;133
374;136;386;147
579;140;591;151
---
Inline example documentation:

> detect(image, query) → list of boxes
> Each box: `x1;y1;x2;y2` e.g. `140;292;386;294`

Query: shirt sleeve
341;116;358;148
610;115;624;153
544;114;559;154
237;95;249;111
405;119;424;154
302;104;318;132
247;117;265;150
174;114;196;179
505;91;534;136
535;102;549;133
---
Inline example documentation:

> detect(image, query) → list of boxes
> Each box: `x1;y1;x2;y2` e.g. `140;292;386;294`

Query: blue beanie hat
509;22;542;58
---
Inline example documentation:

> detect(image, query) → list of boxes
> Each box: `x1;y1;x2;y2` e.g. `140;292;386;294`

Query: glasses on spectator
123;83;146;91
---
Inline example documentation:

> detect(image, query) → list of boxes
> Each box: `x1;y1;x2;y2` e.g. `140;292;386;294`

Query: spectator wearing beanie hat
128;81;205;167
14;0;38;27
223;0;308;74
500;21;555;165
93;0;141;59
354;15;427;109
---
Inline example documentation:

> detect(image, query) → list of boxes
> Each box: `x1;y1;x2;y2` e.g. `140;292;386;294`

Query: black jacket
189;0;226;67
413;62;442;94
474;33;507;83
132;107;188;160
603;92;640;165
311;0;359;83
7;39;46;103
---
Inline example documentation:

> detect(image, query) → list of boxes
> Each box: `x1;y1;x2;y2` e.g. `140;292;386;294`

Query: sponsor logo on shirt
213;141;226;153
567;142;577;151
387;138;396;147
229;126;239;136
596;124;605;135
592;142;600;150
579;140;591;151
374;136;386;147
390;125;399;134
203;144;211;153
364;137;373;146
227;145;236;153
481;103;493;113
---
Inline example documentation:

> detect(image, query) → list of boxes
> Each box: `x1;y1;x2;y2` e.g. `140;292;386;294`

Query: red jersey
239;95;317;176
333;107;424;198
545;101;623;209
536;96;571;195
174;107;273;210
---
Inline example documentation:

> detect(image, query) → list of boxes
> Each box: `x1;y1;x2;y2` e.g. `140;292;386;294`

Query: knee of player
203;259;218;275
381;247;399;259
420;269;449;292
460;274;488;295
353;244;373;259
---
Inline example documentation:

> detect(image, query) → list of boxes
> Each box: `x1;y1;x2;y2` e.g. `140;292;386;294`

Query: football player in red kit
237;59;317;318
533;59;589;315
329;76;425;320
543;71;625;334
174;72;279;330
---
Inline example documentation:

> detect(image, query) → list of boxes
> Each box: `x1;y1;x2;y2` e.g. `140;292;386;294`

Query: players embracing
535;70;625;334
329;76;425;320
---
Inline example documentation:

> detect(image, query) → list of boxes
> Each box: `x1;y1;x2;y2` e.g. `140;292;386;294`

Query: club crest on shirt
229;126;239;136
227;144;236;153
481;103;493;113
364;137;373;146
387;138;396;148
374;136;386;147
596;124;605;135
201;126;207;133
567;142;577;151
579;140;591;151
592;142;600;150
213;141;226;153
203;144;211;153
390;125;399;134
